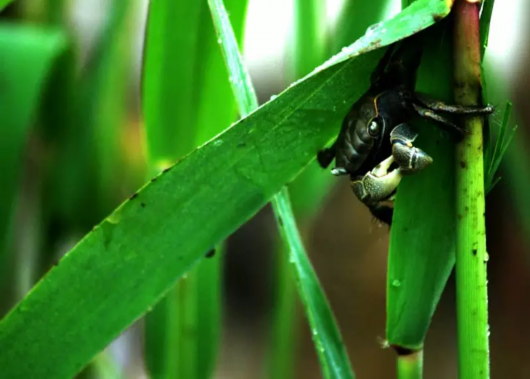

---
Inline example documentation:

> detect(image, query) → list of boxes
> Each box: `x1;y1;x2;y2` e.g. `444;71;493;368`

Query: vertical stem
397;351;423;379
268;241;297;379
453;1;490;378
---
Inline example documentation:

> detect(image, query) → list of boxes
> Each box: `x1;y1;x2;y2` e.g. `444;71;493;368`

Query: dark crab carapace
317;35;493;224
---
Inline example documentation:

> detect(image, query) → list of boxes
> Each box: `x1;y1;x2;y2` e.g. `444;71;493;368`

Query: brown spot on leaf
460;160;467;168
129;193;138;200
432;13;445;23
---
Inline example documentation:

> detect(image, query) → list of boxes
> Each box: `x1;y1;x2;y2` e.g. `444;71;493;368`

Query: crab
317;36;493;224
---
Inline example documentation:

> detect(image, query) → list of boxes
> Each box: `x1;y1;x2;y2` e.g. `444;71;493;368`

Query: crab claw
390;123;433;173
392;143;433;173
351;156;403;204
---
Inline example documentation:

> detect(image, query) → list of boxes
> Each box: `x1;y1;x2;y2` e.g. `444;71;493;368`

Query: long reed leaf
209;0;354;377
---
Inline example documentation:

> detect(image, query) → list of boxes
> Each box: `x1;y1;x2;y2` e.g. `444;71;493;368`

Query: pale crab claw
351;156;403;204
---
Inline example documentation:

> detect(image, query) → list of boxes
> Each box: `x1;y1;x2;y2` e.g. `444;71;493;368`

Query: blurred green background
1;0;529;378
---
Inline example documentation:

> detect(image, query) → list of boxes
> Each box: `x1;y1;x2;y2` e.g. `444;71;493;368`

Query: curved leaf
0;24;68;289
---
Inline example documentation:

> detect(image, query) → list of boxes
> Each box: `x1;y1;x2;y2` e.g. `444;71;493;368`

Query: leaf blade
209;0;355;377
0;24;68;292
386;23;456;349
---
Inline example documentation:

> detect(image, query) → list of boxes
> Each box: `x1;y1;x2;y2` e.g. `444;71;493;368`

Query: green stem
270;188;353;379
268;241;297;379
397;351;423;379
453;1;490;378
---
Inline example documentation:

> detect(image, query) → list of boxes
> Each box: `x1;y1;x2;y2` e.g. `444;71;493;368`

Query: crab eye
368;120;380;137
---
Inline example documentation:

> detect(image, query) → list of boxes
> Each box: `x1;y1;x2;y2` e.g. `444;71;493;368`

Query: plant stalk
397;351;423;379
268;241;297;379
453;1;490;378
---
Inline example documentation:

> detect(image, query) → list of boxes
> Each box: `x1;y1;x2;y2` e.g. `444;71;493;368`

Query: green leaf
20;0;67;26
321;0;453;70
387;23;456;349
40;0;134;269
143;1;203;170
0;1;454;377
271;189;355;379
485;101;517;193
141;3;206;378
81;1;137;214
209;0;354;377
0;23;68;285
270;1;329;373
333;0;398;54
287;0;332;218
142;1;247;378
0;0;15;11
479;0;496;58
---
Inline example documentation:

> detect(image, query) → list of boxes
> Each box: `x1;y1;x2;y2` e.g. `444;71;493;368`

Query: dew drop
270;94;278;101
366;21;383;36
107;211;121;225
213;139;223;147
392;279;402;288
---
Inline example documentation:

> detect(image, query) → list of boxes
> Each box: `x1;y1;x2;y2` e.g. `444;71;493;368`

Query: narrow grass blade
485;102;517;193
269;241;298;379
0;3;454;377
142;1;247;378
271;189;354;379
81;1;136;215
288;0;331;218
38;0;134;274
322;0;453;70
186;5;250;372
479;0;496;58
387;22;455;353
0;0;14;11
0;24;68;287
290;0;327;80
270;0;397;376
89;352;122;379
270;2;328;376
208;0;354;377
333;0;397;54
20;0;66;25
142;1;203;169
481;25;530;261
142;2;205;378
